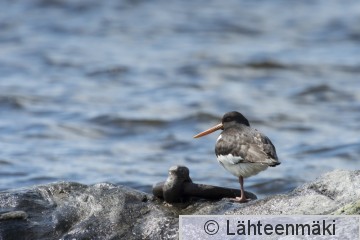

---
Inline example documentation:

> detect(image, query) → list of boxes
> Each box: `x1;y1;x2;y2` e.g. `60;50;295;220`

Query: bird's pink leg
234;176;250;203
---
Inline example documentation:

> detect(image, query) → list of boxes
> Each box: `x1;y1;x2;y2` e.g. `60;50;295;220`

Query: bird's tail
268;158;281;167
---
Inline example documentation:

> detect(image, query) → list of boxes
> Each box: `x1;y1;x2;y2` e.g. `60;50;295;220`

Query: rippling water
0;0;360;198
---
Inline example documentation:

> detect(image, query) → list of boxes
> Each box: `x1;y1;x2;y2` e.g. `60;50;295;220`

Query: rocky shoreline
0;170;359;239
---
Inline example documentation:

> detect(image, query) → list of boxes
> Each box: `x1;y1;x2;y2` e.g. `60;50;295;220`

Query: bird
193;111;280;203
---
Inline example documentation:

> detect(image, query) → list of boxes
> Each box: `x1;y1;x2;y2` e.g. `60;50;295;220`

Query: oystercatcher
194;111;280;203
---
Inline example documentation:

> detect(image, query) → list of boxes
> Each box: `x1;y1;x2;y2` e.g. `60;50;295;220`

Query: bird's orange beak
193;123;224;138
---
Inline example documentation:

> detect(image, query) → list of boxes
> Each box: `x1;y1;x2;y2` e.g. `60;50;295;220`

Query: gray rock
0;182;178;240
206;169;360;216
0;170;359;239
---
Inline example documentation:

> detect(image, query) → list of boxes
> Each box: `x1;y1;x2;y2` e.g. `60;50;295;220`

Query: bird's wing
215;128;250;164
215;127;279;166
253;130;278;161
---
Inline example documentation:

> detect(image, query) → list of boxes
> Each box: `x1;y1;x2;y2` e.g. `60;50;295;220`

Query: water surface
0;0;360;198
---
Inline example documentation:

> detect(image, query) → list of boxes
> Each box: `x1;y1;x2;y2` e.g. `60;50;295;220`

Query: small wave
29;176;59;182
175;19;262;36
293;84;353;103
0;95;48;111
295;142;360;160
213;60;299;71
279;126;314;132
334;65;360;73
58;123;105;139
0;96;24;110
160;135;190;151
0;160;11;166
89;115;168;128
86;65;129;78
245;60;289;69
0;172;28;177
22;123;59;139
176;65;200;78
34;0;100;12
176;112;221;123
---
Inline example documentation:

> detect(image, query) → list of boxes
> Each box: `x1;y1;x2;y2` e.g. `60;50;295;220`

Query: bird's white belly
217;154;268;178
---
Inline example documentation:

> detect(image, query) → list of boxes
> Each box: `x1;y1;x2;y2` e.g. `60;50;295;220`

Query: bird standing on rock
194;111;280;203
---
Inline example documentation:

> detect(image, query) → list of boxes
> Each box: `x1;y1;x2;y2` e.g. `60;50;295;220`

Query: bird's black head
193;111;250;138
222;111;250;127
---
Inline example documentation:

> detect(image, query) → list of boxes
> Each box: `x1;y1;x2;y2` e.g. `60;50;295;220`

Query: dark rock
162;165;193;203
153;165;256;203
0;170;359;239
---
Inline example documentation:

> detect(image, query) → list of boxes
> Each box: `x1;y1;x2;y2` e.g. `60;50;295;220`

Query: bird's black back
215;125;279;166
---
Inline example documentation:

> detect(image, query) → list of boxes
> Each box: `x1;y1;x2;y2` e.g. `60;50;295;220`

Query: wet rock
0;170;359;239
0;182;178;240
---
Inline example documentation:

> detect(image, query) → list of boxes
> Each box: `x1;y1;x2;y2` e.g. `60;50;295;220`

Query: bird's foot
230;196;250;203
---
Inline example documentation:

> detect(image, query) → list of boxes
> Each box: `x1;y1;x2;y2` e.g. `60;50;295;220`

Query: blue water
0;0;360;198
